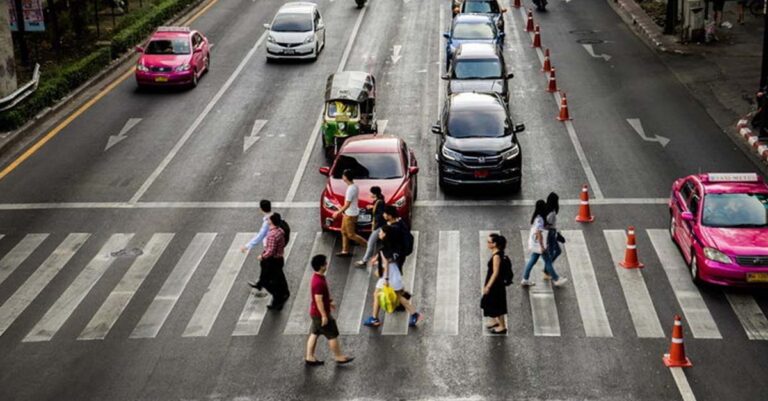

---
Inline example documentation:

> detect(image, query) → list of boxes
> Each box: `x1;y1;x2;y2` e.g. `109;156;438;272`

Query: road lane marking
183;233;254;337
725;293;768;340
0;233;90;337
604;230;664;338
561;230;613;337
581;44;612;61
382;231;419;335
130;32;268;203
648;229;722;339
433;231;460;335
336;248;370;335
284;6;368;202
243;119;267;153
0;0;220;181
390;45;403;64
105;118;142;151
24;233;134;342
232;234;296;336
78;233;174;340
479;230;506;336
0;233;48;286
283;233;335;335
130;233;216;338
670;367;697;401
627;118;670;147
520;230;560;336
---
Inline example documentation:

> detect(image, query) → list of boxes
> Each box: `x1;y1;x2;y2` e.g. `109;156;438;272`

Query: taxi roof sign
705;173;760;183
156;26;190;32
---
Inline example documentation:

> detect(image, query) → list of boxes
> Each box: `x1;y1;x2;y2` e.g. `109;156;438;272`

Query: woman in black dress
482;233;508;334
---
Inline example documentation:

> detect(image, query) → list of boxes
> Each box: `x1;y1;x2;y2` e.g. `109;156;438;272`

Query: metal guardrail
0;63;40;112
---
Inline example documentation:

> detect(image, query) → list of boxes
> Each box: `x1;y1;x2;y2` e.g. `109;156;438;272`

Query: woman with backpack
482;233;509;334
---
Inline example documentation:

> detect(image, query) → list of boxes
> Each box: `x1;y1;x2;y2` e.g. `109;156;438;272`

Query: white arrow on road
105;118;142;151
244;119;268;153
390;45;403;65
627;118;670;147
582;44;611;61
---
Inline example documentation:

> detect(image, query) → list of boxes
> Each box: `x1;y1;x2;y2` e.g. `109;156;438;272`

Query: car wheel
312;44;319;61
689;252;701;284
191;70;198;88
413;180;418;201
438;170;447;192
266;56;273;64
322;32;326;51
669;214;676;241
205;55;210;73
509;179;521;194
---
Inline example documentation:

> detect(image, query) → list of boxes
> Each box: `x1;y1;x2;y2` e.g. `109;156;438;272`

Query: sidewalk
610;0;768;168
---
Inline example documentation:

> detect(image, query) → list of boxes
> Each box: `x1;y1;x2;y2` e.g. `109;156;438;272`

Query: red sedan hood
327;178;407;206
700;226;768;255
140;54;191;68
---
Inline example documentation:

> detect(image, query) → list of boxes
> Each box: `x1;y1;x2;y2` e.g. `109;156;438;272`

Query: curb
736;117;768;164
606;0;688;55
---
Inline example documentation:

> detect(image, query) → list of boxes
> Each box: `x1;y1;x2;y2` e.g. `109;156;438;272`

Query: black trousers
261;257;290;303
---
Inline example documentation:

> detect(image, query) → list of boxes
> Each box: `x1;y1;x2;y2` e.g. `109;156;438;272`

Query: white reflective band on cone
580;201;589;205
672;338;684;344
627;245;637;249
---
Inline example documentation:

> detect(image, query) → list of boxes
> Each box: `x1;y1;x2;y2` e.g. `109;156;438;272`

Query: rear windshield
332;153;403;180
272;13;313;32
464;1;499;13
453;22;495;40
454;59;501;79
145;39;190;55
448;110;506;138
702;193;768;228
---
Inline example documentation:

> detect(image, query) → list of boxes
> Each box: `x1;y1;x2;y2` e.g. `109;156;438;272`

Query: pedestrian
713;0;725;26
333;169;367;257
545;192;562;263
363;225;423;328
260;213;291;310
482;233;508;335
737;0;747;24
382;205;412;271
305;254;354;366
241;199;273;297
521;200;568;287
355;186;386;267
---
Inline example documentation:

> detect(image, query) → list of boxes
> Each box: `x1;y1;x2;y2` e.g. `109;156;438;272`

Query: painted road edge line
670;367;697;401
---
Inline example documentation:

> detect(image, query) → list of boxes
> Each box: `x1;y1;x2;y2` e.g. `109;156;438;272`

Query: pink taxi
669;173;768;286
135;27;210;88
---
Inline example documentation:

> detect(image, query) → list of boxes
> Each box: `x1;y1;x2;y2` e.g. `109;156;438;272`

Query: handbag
378;285;400;314
556;231;566;243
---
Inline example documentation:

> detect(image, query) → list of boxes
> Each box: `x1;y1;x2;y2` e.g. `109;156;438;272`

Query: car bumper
135;71;195;86
438;156;521;186
699;258;768;287
266;42;316;58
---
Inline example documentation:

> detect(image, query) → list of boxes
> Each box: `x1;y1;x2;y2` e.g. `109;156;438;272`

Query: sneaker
409;312;423;327
247;281;262;291
354;259;367;267
363;316;381;327
553;277;569;287
520;279;535;287
542;273;551;281
253;290;268;298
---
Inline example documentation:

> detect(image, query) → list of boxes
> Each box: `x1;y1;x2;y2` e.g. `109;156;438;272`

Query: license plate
154;76;168;82
474;170;489;178
746;273;768;283
358;214;372;224
283;49;295;54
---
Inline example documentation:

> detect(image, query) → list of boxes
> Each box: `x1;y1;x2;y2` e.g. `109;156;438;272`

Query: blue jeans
523;251;559;281
362;228;381;262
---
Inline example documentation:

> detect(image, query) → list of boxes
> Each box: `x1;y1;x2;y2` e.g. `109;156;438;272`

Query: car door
191;33;203;72
672;179;693;246
682;189;702;261
314;10;325;48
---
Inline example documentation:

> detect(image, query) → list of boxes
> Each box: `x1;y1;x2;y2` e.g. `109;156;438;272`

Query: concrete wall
0;0;17;97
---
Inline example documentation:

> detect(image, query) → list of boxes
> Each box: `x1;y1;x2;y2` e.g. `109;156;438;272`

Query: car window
272;13;313;32
702;193;768;227
314;10;321;27
448;110;506;138
680;180;694;202
463;1;499;13
332;153;404;179
453;22;495;39
400;143;409;167
327;101;359;118
454;59;501;79
689;193;701;217
145;39;191;55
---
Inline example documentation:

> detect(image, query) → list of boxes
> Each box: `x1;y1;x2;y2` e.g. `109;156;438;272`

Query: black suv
432;92;525;192
443;43;513;104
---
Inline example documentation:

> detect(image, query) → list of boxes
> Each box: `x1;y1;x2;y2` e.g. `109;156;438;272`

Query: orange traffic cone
557;92;572;121
663;315;693;368
542;48;552;73
526;9;534;32
532;25;542;48
513;0;521;8
619;226;645;268
546;68;558;93
575;184;594;222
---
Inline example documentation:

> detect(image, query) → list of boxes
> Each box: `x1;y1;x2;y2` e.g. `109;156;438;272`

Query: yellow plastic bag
378;285;400;314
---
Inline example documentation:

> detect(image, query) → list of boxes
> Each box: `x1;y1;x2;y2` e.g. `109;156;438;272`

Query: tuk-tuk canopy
325;71;376;103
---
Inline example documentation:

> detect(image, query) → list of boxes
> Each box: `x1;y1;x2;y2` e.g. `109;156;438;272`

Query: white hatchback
264;2;326;61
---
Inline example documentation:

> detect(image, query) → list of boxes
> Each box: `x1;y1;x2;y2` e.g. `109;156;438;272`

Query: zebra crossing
0;228;766;343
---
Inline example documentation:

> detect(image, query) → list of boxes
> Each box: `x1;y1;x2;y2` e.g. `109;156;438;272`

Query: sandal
336;252;353;257
486;323;500;329
305;359;324;366
489;328;508;335
336;357;355;365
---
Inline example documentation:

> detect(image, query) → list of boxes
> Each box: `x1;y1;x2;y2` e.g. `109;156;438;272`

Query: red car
319;135;419;232
135;26;210;88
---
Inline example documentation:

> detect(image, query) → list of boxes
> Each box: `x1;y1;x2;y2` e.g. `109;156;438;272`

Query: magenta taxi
669;173;768;286
135;27;210;88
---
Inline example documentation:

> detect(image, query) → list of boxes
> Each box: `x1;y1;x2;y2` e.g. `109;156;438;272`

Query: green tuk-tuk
321;71;377;160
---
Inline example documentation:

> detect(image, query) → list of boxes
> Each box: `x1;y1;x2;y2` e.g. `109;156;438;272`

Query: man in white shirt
332;169;367;256
240;199;273;296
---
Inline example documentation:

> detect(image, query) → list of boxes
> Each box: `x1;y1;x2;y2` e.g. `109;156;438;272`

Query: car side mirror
506;72;514;79
319;167;330;176
263;23;271;29
431;123;442;134
441;74;450;80
409;166;420;175
135;46;144;53
443;32;451;39
514;124;525;133
681;211;694;221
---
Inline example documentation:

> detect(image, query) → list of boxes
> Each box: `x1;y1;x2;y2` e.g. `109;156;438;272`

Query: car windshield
454;59;502;79
145;39;190;55
332;153;403;180
453;22;495;39
702;193;768;228
464;1;499;13
448;110;507;138
271;13;313;32
327;101;359;118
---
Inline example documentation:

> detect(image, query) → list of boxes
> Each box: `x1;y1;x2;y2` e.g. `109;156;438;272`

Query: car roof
456;43;499;59
152;27;192;38
690;174;768;194
279;2;316;13
340;135;402;154
454;14;494;24
450;92;504;111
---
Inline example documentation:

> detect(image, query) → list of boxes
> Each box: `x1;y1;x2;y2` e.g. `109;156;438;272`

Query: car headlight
393;196;406;208
323;196;339;211
267;35;276;43
175;64;191;72
303;35;315;44
338;122;346;131
136;63;149;72
501;144;520;160
441;145;461;161
703;247;732;264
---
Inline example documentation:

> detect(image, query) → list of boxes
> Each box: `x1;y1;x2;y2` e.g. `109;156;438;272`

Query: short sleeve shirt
528;216;547;253
344;184;360;217
310;273;331;319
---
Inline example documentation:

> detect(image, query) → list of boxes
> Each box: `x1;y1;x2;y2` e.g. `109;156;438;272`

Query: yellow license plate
154;76;168;82
746;273;768;283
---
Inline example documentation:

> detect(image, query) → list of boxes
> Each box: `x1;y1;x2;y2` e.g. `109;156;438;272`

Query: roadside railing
0;63;40;112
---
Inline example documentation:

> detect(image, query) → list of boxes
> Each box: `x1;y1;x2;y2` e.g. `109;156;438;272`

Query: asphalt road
0;0;766;400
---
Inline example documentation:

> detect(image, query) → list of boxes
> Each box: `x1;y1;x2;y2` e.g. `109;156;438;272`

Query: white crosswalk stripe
79;233;174;340
24;234;134;342
520;230;560;337
382;231;419;335
648;230;722;339
725;293;768;340
0;234;48;286
0;233;90;337
130;233;216;339
283;233;335;335
336;247;371;335
433;231;460;335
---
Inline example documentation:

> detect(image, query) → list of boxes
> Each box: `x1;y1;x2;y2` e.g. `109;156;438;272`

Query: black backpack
396;221;414;256
500;254;514;286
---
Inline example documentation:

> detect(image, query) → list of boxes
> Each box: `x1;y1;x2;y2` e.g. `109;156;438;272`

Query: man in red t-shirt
305;254;354;366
